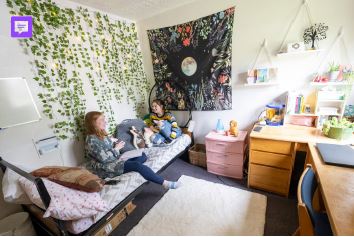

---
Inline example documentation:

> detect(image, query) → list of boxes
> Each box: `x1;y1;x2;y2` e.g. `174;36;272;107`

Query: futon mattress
66;134;191;234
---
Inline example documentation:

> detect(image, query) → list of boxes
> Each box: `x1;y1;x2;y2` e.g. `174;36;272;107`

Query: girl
84;111;180;189
145;99;182;144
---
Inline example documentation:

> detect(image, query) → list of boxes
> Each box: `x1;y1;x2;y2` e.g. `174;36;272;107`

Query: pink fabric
19;177;108;221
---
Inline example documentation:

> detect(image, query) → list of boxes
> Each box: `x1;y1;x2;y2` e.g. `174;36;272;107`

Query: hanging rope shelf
315;27;351;74
276;0;323;56
244;39;279;87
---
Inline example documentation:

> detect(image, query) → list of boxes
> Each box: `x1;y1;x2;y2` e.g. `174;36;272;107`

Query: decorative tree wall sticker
303;23;329;50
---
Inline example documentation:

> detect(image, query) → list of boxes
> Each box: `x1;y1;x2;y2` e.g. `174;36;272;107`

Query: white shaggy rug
128;175;267;236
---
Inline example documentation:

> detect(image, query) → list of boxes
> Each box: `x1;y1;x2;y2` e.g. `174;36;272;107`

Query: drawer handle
216;143;227;146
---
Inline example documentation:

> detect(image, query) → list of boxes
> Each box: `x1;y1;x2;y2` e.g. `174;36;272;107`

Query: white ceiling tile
68;0;198;21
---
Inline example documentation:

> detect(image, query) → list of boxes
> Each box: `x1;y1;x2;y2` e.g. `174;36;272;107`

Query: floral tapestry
148;7;235;111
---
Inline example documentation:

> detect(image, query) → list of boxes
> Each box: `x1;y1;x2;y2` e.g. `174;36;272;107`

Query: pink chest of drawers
205;131;247;179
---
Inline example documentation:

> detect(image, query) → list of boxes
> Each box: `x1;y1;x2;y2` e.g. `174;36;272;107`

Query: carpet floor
111;152;304;236
128;175;267;236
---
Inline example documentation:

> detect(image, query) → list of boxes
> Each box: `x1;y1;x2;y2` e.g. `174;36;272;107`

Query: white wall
136;0;354;144
0;0;140;218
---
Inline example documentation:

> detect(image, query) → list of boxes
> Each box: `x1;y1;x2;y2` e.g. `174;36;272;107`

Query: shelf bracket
250;39;274;70
316;27;351;74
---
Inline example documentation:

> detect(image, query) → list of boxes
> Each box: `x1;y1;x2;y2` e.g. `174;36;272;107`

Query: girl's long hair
84;111;108;140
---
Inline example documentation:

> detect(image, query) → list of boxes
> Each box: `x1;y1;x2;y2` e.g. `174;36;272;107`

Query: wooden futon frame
0;143;190;235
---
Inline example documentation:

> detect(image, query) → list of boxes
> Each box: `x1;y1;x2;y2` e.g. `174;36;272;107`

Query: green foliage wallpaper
7;0;149;139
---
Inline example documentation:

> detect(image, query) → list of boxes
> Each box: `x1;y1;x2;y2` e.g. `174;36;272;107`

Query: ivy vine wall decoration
7;0;149;139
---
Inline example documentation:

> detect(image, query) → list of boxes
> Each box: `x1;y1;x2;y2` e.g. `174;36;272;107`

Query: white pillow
2;165;36;204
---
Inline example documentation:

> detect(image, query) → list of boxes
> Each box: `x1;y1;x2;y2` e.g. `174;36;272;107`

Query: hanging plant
7;0;149;139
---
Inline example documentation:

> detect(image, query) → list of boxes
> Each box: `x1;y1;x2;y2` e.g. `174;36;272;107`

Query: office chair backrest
300;166;317;223
297;165;317;235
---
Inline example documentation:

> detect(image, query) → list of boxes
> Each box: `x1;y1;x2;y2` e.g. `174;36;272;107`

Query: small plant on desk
322;117;354;140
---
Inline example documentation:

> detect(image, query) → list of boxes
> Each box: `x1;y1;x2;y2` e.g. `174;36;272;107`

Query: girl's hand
115;141;125;150
150;125;159;133
111;137;119;143
153;120;164;127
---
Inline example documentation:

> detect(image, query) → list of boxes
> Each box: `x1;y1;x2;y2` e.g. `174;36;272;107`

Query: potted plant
328;62;340;81
322;117;354;140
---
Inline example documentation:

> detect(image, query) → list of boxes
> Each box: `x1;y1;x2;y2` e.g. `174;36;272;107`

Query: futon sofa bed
0;121;192;235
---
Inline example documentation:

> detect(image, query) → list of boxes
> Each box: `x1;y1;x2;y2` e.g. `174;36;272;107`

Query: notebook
317;143;354;168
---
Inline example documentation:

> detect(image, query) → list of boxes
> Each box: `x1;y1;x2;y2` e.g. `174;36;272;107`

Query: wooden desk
248;124;353;196
250;124;351;145
307;143;354;236
248;124;354;235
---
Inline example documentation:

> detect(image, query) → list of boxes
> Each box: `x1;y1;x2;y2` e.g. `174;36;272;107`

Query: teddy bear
229;120;239;137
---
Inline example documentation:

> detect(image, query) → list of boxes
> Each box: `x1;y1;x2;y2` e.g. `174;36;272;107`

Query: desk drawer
251;138;293;155
207;151;244;166
250;150;292;170
205;138;244;154
207;162;243;179
248;164;290;196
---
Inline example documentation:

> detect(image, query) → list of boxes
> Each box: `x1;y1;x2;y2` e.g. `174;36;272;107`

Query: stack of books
294;94;304;114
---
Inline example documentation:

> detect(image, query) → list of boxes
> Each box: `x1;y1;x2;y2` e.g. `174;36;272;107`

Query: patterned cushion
32;166;105;193
114;119;146;153
19;177;108;220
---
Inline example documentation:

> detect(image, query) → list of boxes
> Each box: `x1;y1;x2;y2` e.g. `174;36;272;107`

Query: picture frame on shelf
286;42;305;53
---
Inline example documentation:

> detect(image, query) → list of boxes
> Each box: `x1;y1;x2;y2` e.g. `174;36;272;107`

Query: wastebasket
0;212;36;236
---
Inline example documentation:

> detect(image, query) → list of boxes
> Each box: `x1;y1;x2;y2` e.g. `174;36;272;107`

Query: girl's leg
151;133;166;144
123;161;180;189
170;127;182;139
126;152;148;163
123;161;164;185
159;121;172;140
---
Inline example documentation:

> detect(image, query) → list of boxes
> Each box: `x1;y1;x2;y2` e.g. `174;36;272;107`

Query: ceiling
69;0;197;21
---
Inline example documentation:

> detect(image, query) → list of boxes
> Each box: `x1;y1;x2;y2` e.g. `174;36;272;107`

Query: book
295;96;299;114
256;68;268;83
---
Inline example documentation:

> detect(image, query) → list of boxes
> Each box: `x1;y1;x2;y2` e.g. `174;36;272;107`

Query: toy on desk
229;120;239;137
265;104;285;126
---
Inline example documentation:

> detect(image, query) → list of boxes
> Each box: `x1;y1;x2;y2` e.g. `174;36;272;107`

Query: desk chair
296;165;332;236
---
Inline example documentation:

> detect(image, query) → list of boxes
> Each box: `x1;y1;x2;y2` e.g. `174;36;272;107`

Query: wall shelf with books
285;91;318;127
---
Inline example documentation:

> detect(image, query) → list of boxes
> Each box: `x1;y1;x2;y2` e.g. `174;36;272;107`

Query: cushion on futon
18;177;108;220
31;166;105;192
114;119;147;153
